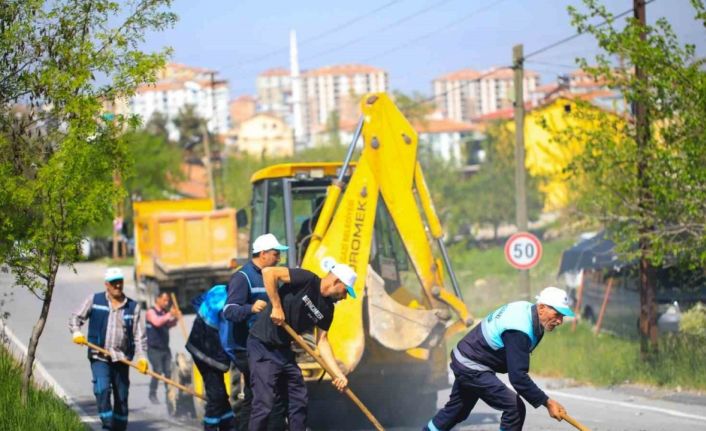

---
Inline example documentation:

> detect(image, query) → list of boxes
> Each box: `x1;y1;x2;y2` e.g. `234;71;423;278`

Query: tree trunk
20;269;56;404
638;247;658;358
633;0;656;359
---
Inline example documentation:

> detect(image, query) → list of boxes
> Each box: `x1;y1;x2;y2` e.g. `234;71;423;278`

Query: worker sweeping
146;291;180;405
186;284;235;431
247;257;357;431
69;267;149;431
424;286;573;431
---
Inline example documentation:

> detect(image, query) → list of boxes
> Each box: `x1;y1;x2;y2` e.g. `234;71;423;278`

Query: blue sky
143;0;705;97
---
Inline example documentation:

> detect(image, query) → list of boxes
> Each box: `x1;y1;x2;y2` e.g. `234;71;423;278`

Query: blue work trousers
90;359;130;430
425;361;526;431
247;336;307;431
194;358;235;431
232;349;287;431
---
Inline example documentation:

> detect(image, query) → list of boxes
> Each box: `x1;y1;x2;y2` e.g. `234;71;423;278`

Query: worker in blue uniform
222;233;288;431
425;286;574;431
187;284;235;431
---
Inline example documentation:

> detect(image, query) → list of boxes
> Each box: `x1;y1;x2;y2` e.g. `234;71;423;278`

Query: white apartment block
130;63;230;141
255;64;388;149
433;67;539;122
256;68;292;124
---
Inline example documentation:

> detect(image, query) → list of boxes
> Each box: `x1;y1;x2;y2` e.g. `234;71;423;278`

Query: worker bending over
425;286;573;431
247;258;357;431
187;284;235;431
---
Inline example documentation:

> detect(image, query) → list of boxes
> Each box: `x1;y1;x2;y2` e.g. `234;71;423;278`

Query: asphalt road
2;262;706;431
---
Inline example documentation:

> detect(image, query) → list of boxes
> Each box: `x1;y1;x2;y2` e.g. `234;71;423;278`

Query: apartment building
255;63;388;149
128;63;230;141
432;67;539;122
255;68;292;123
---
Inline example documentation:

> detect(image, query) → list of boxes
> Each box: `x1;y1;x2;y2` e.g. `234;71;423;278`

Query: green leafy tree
424;122;542;240
561;0;706;354
0;0;175;401
123;130;183;200
145;111;170;141
173;104;207;152
392;90;435;124
324;110;342;147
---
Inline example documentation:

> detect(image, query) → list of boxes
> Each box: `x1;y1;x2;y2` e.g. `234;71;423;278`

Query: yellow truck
241;93;473;427
133;199;239;308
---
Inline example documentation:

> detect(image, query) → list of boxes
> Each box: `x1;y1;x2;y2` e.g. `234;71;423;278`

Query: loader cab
249;163;417;299
249;163;347;267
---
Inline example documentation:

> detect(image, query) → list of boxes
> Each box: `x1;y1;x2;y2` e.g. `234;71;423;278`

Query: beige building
229;95;257;127
433;67;539;122
236;113;294;157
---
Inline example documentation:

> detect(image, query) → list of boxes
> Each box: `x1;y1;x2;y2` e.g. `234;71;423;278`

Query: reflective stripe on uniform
452;347;492;372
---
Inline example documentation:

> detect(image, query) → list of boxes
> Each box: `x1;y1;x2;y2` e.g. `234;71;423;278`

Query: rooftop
304;64;385;77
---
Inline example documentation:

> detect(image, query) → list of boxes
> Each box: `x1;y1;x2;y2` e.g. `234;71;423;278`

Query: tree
424;122;543;240
145;111;170;141
562;0;706;354
324;110;342;147
392;90;435;125
0;0;175;401
123;130;183;200
173;104;207;152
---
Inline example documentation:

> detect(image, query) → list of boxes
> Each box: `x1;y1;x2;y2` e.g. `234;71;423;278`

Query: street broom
282;322;385;431
78;340;206;401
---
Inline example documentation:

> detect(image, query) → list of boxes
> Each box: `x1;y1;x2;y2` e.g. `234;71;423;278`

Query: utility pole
633;0;656;356
201;122;217;209
204;71;218;208
513;44;530;300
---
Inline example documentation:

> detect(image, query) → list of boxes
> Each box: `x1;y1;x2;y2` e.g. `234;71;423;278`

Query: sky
142;0;706;98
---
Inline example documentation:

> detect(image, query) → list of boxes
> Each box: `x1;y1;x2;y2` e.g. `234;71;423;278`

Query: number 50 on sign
504;232;542;270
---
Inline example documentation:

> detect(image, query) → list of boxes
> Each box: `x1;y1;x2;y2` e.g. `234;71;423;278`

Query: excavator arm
301;93;473;373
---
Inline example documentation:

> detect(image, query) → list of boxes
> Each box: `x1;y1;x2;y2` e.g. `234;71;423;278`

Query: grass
0;344;84;430
96;256;134;266
449;236;575;316
532;323;706;390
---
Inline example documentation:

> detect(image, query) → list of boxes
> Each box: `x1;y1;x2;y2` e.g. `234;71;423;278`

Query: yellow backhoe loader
242;93;473;428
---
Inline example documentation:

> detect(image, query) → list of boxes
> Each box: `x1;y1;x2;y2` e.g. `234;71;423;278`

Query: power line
360;0;509;64
524;0;657;60
526;60;577;70
303;0;455;63
229;0;403;71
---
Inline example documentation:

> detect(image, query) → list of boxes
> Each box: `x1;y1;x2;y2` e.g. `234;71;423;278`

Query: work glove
72;331;87;345
136;358;149;374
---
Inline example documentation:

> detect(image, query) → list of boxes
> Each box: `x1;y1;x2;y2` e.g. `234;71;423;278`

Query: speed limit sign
504;232;542;270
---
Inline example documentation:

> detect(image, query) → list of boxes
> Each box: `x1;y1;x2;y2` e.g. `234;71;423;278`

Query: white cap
536;286;574;317
252;233;289;254
321;257;357;298
105;267;124;282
